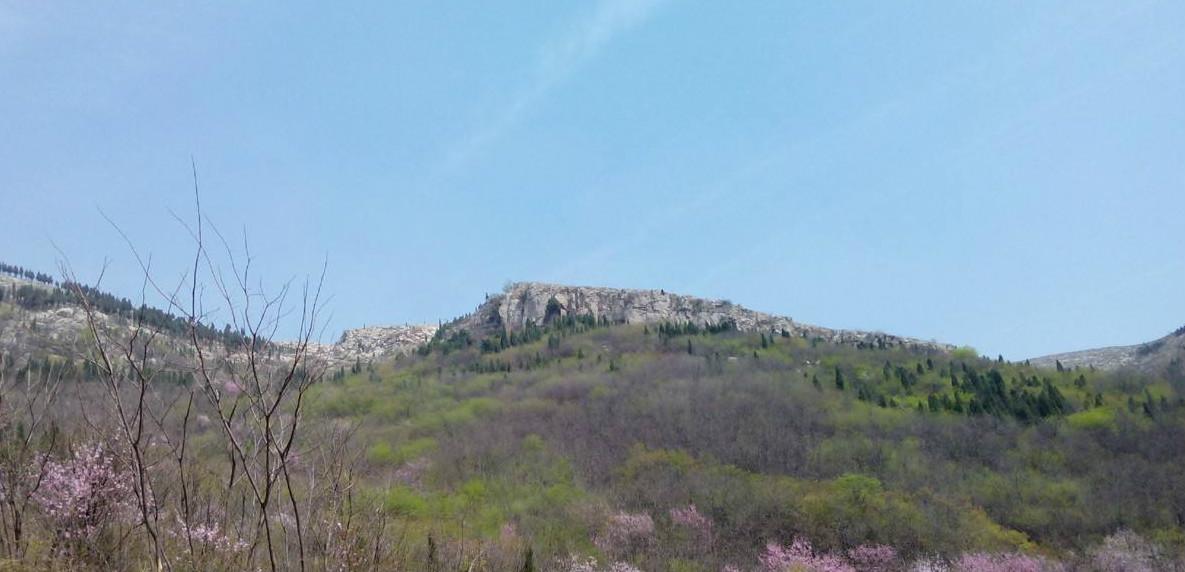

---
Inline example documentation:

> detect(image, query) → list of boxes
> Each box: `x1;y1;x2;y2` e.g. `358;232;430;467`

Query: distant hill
0;270;435;368
1030;325;1185;379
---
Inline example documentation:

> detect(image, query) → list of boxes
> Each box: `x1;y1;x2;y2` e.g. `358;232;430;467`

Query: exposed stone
452;282;953;352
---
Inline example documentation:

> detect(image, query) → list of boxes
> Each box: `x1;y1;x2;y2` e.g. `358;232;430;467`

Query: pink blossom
847;544;897;572
31;443;136;541
594;511;654;556
760;538;854;572
670;504;713;537
499;521;520;545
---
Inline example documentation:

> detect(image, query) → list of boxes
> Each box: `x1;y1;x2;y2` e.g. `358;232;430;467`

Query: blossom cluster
759;538;855;572
669;504;713;538
31;443;136;540
594;511;655;555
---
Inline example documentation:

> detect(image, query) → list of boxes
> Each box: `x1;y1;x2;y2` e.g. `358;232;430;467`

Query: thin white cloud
437;0;668;175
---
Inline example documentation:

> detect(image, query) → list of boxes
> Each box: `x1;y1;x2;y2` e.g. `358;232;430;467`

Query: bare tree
0;352;62;559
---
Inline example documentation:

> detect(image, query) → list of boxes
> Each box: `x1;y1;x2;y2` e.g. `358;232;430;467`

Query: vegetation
304;316;1185;570
2;262;1185;569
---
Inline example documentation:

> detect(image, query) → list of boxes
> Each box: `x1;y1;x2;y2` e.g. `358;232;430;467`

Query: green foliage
299;320;1185;566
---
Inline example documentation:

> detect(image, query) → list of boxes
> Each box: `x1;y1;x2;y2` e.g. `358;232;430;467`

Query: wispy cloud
436;0;668;176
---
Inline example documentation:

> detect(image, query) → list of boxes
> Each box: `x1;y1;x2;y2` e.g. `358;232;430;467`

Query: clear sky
2;1;1183;359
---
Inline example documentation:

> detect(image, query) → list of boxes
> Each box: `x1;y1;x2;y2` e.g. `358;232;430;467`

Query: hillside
1031;326;1185;378
0;271;436;368
314;307;1185;570
1;267;1184;570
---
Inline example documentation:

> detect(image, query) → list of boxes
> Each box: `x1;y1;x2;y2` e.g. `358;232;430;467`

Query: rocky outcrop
303;324;438;365
452;282;952;352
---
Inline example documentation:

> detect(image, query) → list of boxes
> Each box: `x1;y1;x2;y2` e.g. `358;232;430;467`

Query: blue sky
2;1;1183;359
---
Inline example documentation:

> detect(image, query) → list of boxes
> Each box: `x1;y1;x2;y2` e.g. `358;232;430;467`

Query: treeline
0;261;55;285
653;318;739;338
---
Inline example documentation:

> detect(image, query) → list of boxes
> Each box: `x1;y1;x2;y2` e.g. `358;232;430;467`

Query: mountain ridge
449;281;955;353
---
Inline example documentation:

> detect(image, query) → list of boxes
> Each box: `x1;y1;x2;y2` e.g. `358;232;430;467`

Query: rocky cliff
452;282;952;352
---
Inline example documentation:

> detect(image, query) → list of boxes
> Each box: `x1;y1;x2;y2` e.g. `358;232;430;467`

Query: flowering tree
759;538;854;572
670;504;713;538
594;511;655;558
32;443;135;547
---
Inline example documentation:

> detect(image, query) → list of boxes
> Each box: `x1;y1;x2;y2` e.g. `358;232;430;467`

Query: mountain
4;266;1185;570
2;271;949;367
1030;325;1185;377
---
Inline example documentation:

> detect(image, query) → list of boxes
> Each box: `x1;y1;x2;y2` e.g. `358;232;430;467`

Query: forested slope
309;316;1185;570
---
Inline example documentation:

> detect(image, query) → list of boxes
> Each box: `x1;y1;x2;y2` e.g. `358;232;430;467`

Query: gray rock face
453;282;953;352
303;324;438;365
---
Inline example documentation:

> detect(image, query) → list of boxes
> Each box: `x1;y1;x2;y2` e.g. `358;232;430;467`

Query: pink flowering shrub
594;511;654;556
952;553;1045;572
670;504;713;539
31;443;135;542
760;537;855;572
847;544;897;572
